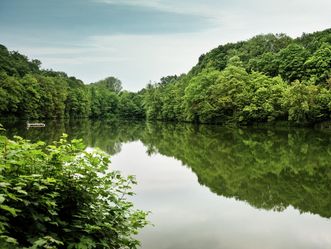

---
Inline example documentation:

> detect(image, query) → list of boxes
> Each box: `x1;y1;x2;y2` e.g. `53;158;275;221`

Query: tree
184;69;221;122
304;43;331;83
0;72;22;115
281;81;323;124
278;44;310;82
94;76;123;93
20;74;41;119
118;91;145;119
248;52;279;77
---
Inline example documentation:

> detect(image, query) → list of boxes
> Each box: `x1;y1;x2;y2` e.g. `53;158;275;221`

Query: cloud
94;0;228;18
95;0;163;9
16;31;222;89
1;0;330;91
0;0;213;40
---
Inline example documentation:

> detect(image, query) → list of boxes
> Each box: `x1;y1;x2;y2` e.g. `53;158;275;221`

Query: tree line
1;28;331;125
0;44;144;120
144;28;331;125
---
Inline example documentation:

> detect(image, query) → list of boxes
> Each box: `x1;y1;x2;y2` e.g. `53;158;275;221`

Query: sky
0;0;330;91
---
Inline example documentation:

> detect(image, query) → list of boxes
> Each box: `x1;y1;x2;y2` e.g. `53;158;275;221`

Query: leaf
0;205;18;216
13;187;28;195
0;195;5;204
0;235;18;245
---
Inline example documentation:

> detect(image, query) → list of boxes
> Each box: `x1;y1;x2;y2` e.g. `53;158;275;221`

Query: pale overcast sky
0;0;330;91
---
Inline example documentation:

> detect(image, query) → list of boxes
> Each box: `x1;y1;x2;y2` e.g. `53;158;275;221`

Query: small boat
27;122;46;128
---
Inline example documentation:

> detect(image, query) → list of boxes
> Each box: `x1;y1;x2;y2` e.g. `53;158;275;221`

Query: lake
3;119;331;249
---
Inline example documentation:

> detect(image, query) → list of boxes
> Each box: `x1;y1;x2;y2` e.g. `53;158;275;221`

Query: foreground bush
0;129;148;249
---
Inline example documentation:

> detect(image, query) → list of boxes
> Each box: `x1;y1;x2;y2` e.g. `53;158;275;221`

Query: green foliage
248;52;279;77
281;81;330;123
3;120;331;218
0;45;144;120
184;69;222;122
118;91;145;119
142;28;331;126
277;44;310;82
143;84;162;120
304;43;331;83
93;77;123;93
2;27;331;125
144;56;331;125
0;72;22;114
0;133;148;249
89;85;119;119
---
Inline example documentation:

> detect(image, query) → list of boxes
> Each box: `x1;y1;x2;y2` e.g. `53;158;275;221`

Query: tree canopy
143;28;331;125
0;46;144;120
1;28;331;125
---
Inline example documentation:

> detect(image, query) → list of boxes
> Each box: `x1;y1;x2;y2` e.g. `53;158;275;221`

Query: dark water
3;119;331;249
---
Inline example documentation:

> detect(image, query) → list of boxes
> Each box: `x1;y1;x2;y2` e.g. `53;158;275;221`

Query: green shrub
0;129;148;249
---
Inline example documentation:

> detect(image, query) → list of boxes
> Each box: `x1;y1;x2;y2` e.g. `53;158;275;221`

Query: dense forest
0;45;144;120
1;28;331;125
144;28;331;125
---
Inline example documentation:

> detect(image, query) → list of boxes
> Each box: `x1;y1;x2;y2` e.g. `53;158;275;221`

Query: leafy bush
0;128;148;249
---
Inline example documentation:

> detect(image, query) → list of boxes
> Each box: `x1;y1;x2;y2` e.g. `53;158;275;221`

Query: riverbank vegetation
0;127;148;248
144;29;331;125
1;28;331;125
0;45;144;120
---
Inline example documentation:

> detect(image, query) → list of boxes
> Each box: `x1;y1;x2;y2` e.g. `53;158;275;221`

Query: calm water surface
4;119;331;249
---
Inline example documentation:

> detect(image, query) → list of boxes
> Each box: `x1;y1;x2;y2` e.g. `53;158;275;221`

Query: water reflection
3;119;331;219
